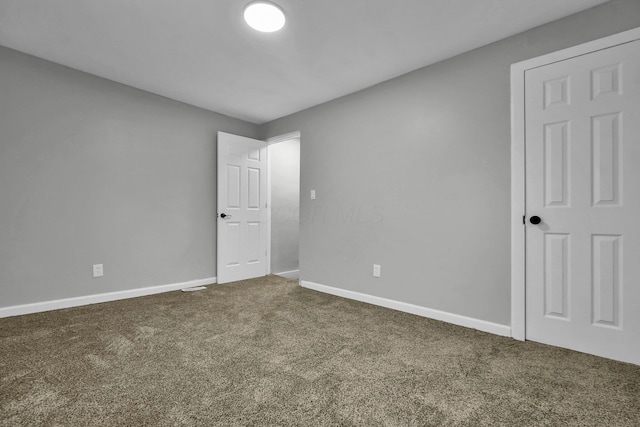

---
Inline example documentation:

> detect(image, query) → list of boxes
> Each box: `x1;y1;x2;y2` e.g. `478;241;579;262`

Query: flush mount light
243;1;285;32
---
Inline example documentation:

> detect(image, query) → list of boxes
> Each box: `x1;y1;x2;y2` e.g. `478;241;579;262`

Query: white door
525;39;640;365
217;132;267;284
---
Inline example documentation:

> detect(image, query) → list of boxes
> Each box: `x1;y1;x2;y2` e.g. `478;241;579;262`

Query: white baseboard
0;277;217;319
300;280;511;337
274;269;300;280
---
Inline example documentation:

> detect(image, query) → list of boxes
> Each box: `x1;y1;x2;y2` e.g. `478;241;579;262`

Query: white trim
274;269;299;279
266;142;272;275
510;26;640;341
301;280;511;337
0;277;217;318
512;27;640;73
510;54;527;341
266;131;301;145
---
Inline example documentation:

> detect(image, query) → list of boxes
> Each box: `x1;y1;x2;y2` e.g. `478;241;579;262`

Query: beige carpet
1;275;639;426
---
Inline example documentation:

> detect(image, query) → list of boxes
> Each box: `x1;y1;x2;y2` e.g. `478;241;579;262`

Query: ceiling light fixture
243;1;286;33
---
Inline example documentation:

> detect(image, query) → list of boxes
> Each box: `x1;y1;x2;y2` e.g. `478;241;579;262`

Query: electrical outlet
373;264;381;278
93;264;104;278
310;189;316;200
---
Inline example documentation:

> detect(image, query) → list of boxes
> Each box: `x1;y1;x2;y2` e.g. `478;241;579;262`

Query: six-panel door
525;40;640;365
217;132;267;284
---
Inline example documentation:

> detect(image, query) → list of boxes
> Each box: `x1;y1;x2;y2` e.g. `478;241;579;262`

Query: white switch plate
373;264;381;277
93;264;104;278
310;189;316;200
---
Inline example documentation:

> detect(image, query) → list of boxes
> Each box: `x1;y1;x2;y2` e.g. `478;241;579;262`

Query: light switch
310;190;316;200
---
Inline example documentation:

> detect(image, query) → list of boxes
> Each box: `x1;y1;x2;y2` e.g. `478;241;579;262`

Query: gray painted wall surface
259;0;640;326
0;46;258;308
269;138;300;274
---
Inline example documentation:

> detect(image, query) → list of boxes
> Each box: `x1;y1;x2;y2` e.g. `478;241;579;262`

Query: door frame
510;27;640;340
265;131;301;275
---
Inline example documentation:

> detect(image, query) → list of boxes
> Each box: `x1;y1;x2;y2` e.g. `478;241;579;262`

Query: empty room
1;0;640;425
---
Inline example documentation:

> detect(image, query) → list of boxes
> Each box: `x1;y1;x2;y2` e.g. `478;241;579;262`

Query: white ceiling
0;0;610;124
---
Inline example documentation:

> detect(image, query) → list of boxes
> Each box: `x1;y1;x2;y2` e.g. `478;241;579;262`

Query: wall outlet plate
310;189;316;200
373;264;381;277
93;264;104;278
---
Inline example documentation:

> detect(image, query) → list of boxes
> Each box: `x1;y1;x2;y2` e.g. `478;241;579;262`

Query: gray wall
259;0;640;326
269;138;300;275
0;46;258;308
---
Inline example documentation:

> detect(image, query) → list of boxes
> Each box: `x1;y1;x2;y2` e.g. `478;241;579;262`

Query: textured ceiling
0;0;610;124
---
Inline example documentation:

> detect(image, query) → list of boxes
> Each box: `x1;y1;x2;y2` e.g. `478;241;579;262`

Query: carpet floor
1;275;639;426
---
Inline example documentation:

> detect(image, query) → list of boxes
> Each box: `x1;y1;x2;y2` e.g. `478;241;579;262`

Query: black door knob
220;213;228;218
530;215;542;225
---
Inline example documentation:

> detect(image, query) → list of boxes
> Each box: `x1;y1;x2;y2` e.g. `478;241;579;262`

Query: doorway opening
267;132;301;280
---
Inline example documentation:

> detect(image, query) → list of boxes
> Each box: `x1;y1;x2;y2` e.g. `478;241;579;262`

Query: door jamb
510;27;640;340
265;131;301;276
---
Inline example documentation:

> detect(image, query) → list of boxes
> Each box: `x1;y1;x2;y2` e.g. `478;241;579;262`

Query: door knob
530;215;542;225
220;213;231;218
